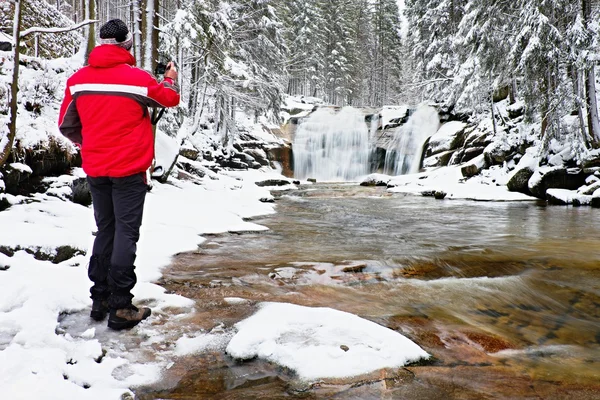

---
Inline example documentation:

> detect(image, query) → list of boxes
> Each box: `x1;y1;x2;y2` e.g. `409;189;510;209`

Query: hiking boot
107;305;151;330
90;299;109;321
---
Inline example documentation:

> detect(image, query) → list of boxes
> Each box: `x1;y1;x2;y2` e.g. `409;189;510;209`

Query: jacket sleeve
57;81;83;145
144;73;180;109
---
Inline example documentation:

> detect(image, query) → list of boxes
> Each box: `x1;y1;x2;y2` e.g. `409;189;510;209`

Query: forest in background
1;0;600;169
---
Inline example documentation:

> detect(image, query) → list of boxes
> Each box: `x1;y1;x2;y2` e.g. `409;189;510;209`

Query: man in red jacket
58;19;180;330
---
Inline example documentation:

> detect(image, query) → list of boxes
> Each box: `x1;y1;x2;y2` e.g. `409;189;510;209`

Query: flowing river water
136;183;600;399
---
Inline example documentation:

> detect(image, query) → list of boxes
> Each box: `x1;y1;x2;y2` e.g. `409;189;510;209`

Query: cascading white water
383;105;440;175
293;107;372;181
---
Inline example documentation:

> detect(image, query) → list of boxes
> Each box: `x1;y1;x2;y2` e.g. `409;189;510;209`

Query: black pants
87;173;147;309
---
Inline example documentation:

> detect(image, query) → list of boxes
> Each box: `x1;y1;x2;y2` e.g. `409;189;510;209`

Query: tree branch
20;19;98;38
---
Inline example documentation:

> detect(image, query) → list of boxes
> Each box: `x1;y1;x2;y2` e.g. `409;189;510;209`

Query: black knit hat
99;19;133;50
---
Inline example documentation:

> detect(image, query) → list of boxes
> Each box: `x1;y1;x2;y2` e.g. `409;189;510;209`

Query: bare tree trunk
188;61;198;113
82;0;96;64
510;77;517;104
141;0;149;69
586;66;600;145
132;0;142;66
490;87;497;135
2;0;23;168
213;92;221;138
220;95;228;145
73;0;78;23
192;79;208;131
582;0;600;146
573;66;591;147
151;0;159;72
539;62;561;160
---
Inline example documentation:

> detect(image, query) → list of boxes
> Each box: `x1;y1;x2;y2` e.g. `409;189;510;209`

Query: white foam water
383;105;440;175
293;105;440;180
293;107;371;181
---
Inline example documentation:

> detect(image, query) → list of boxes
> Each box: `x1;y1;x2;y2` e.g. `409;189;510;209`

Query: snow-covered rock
426;121;467;155
528;166;588;199
546;189;592;206
226;302;430;381
360;173;391;187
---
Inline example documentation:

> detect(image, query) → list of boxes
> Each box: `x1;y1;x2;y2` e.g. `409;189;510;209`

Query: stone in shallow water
226;302;430;381
255;179;292;187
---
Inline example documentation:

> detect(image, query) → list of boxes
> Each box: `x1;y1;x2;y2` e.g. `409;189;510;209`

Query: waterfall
293;107;372;181
383;105;440;175
292;104;440;181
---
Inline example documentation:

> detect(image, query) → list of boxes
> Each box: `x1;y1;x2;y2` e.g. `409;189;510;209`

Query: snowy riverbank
0;51;435;398
0;169;279;398
0;167;438;399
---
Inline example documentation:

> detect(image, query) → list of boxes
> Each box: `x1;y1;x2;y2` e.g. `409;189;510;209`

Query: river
137;183;600;399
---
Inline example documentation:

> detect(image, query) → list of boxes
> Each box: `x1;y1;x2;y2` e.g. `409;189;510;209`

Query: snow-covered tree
507;1;570;139
160;0;286;147
1;0;22;169
227;0;287;117
319;0;356;105
278;0;325;97
404;0;467;106
345;0;373;106
580;0;600;145
0;0;82;58
370;0;403;106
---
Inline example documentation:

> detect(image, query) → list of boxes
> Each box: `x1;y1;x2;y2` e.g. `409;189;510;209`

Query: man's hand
164;61;178;81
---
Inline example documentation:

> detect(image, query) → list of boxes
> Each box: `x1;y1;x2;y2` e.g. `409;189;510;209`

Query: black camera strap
151;108;166;125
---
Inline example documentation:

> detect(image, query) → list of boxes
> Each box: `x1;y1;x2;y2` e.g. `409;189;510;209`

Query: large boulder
507;101;525;119
449;146;486;165
423;150;455;168
425;121;467;157
528;167;589;199
463;125;493;148
461;154;489;178
71;177;92;206
267;145;294;178
507;167;534;195
244;148;270;166
582;151;600;170
484;140;516;166
493;85;510;102
577;180;600;196
179;145;200;161
255;179;293;187
546;189;592;206
2;163;33;195
360;174;390;187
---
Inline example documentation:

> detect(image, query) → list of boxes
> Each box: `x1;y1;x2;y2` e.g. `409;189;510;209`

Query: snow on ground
0;49;552;399
226;302;429;381
384;165;537;202
0;171;279;399
1;53;434;398
0;163;440;399
1;141;532;398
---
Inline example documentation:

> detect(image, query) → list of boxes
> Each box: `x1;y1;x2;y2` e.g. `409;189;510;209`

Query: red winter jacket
58;45;180;177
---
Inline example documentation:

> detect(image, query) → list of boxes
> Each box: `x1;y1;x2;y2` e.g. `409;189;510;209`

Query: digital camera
154;62;168;76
